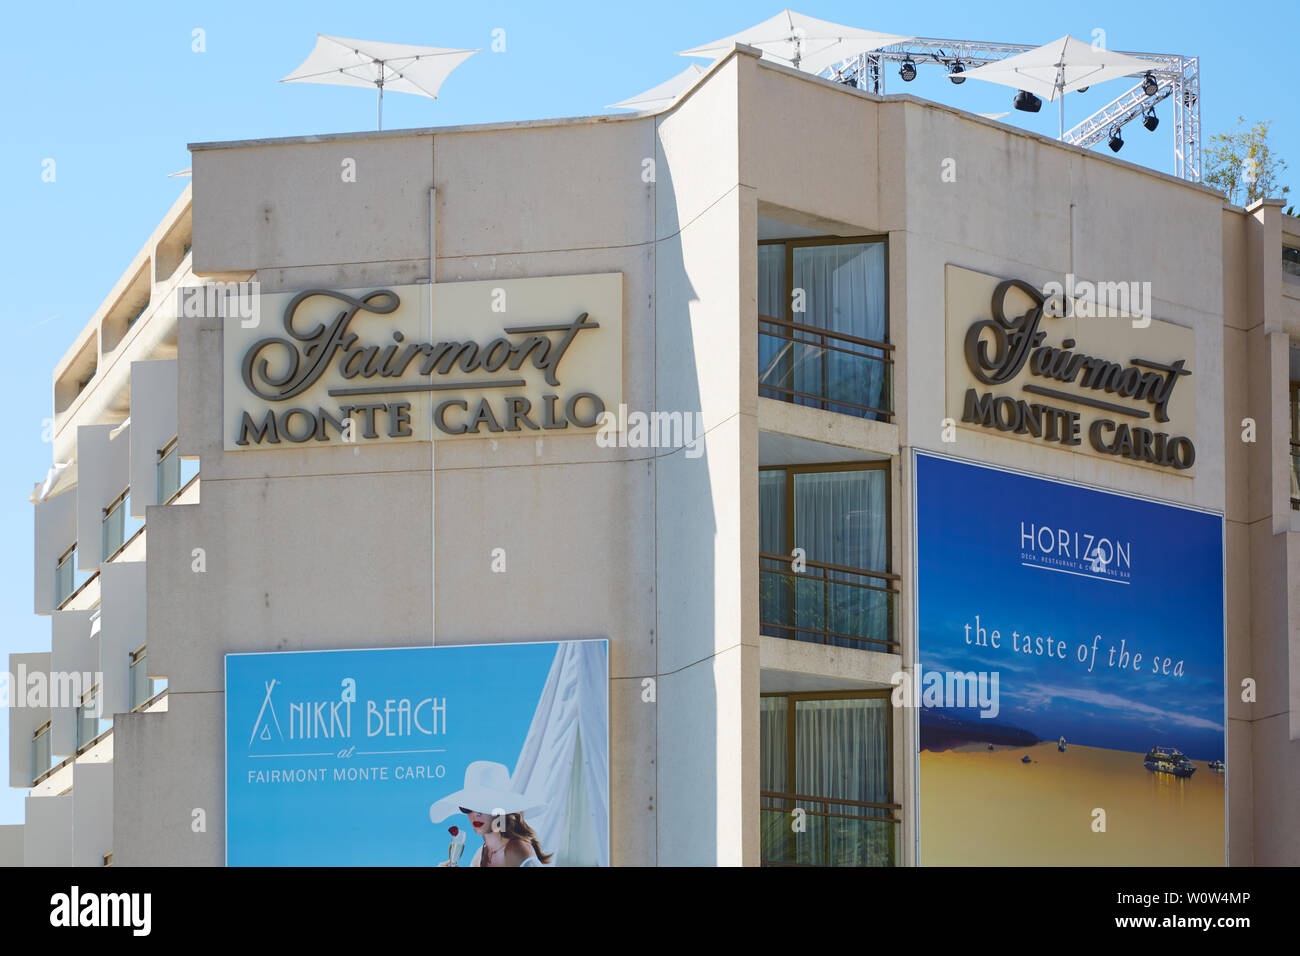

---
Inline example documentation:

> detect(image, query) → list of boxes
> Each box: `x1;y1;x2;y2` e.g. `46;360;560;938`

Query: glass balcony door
758;237;892;420
760;692;898;866
759;464;896;651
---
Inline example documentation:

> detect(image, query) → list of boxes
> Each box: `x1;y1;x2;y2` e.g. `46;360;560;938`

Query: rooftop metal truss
824;38;1201;182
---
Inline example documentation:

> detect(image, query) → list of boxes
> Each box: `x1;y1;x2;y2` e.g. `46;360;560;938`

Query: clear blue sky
0;0;1295;825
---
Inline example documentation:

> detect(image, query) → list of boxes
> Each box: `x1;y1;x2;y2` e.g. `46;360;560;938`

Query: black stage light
1142;72;1158;96
899;58;917;82
1013;89;1042;112
1108;127;1124;152
949;61;965;84
1143;109;1159;132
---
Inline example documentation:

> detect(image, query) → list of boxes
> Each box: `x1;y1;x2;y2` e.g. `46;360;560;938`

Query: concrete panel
71;761;114;867
75;424;130;572
609;675;656;866
741;61;880;233
8;652;51;788
656;57;739;242
192;135;435;274
99;562;146;718
112;692;224;866
129;360;179;516
34;488;76;614
23;792;72;867
1226;715;1253;865
50;610;96;756
657;643;757;865
433;459;656;680
1251;712;1300;865
436;119;655;259
148;472;433;695
0;826;22;866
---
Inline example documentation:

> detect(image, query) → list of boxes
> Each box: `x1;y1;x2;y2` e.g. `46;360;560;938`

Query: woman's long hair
496;812;553;865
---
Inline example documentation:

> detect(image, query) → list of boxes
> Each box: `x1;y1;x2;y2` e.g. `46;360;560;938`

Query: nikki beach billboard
225;640;609;866
914;453;1225;865
220;273;623;450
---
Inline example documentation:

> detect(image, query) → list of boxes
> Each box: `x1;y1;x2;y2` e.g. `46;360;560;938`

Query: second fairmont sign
945;265;1197;474
222;273;623;450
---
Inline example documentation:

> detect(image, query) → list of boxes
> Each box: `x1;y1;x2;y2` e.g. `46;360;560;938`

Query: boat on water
1143;745;1196;778
1209;760;1225;775
1058;736;1067;752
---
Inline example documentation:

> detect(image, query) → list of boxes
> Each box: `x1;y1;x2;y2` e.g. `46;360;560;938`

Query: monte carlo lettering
234;288;607;446
961;279;1195;470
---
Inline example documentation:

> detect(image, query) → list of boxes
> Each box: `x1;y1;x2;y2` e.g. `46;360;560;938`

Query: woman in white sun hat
431;760;552;867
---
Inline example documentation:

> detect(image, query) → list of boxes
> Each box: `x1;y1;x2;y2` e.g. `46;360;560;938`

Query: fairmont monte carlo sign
944;265;1197;473
222;274;622;450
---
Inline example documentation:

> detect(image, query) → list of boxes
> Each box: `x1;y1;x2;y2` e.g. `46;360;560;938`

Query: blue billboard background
915;453;1225;759
225;640;607;866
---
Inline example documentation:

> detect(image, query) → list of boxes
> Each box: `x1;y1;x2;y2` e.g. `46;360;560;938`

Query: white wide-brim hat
429;760;547;823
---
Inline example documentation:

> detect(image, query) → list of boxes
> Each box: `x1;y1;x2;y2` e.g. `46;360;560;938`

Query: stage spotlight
1142;72;1158;96
1108;127;1124;152
899;58;917;82
949;61;965;84
1013;89;1042;113
1143;109;1159;132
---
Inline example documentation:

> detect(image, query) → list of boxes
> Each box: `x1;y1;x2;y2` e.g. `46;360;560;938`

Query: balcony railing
760;790;901;866
760;552;898;652
758;314;894;421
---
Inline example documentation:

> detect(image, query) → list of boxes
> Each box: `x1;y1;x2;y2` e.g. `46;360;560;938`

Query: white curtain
793;697;891;866
791;243;887;417
758;244;787;393
792;470;888;648
510;642;609;866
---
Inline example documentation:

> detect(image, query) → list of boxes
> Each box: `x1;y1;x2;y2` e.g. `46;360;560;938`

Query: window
77;685;100;749
1284;245;1300;279
760;692;898;866
1291;381;1300;510
54;543;76;607
759;463;897;651
130;646;156;710
157;438;181;503
32;721;52;780
102;489;144;560
102;490;128;559
758;237;892;420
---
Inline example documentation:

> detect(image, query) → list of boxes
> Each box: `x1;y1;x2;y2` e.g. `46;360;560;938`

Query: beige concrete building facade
7;44;1299;865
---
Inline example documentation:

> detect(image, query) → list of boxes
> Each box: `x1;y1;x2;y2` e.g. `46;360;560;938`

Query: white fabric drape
793;697;891;865
510;642;609;866
791;243;887;417
792;470;888;647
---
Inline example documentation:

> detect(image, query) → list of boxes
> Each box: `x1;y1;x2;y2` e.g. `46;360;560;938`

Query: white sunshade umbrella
607;63;707;111
960;35;1154;138
677;9;911;75
281;34;479;129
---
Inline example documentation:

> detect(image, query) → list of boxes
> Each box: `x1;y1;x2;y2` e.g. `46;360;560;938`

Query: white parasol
677;9;911;75
960;35;1154;138
281;34;478;129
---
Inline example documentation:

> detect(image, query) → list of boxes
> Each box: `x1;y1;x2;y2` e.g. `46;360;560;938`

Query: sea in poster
225;640;608;866
914;453;1225;865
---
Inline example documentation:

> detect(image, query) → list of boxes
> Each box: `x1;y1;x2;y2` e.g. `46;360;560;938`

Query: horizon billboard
914;452;1226;865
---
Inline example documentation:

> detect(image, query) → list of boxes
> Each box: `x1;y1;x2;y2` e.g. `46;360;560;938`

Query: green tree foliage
1204;116;1290;206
